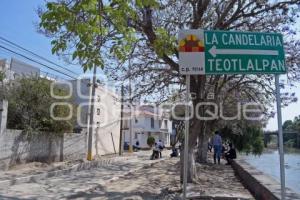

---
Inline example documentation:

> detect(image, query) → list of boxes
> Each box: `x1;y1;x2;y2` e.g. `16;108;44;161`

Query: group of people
148;131;236;163
210;131;237;165
150;140;165;160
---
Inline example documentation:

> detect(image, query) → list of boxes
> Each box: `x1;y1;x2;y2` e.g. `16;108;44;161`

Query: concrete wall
0;100;7;134
231;159;300;200
0;129;87;170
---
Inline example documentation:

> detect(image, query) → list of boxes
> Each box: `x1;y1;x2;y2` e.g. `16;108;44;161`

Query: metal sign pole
183;75;190;200
275;74;286;200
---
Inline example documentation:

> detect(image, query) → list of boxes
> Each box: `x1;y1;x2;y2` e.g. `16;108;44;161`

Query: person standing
213;131;222;164
157;140;164;158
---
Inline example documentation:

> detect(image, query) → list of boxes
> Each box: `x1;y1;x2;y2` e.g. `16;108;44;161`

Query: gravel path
0;150;253;200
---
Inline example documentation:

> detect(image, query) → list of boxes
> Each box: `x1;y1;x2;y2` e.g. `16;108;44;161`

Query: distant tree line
264;116;300;149
282;116;300;149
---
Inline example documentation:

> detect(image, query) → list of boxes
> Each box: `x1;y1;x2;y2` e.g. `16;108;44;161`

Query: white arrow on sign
209;45;279;57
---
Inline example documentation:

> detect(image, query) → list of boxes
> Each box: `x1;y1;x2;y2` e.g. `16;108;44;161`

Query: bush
147;136;155;147
7;76;76;136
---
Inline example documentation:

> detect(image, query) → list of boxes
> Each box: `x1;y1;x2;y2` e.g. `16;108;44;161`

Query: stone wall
0;129;87;170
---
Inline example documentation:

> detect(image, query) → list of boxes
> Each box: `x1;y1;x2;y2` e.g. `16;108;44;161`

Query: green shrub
7;76;76;136
147;136;155;147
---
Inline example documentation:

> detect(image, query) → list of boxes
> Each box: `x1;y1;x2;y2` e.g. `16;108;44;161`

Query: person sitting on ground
170;146;178;157
225;143;237;165
213;130;222;164
151;142;160;160
133;140;140;151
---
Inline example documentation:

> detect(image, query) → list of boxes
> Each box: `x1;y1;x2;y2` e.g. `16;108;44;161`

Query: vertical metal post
275;74;286;200
128;58;133;153
183;75;190;200
87;66;97;161
119;85;124;156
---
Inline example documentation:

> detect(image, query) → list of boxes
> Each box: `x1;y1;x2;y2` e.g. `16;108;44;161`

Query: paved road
0;151;168;200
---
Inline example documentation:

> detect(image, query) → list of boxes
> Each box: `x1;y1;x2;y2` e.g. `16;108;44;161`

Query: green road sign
179;30;286;75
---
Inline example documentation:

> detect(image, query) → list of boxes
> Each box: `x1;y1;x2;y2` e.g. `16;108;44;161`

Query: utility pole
87;65;97;161
183;75;190;200
275;74;286;200
119;85;124;156
128;58;133;153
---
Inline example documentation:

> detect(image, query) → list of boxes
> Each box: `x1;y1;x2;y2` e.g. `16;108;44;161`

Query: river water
243;149;300;193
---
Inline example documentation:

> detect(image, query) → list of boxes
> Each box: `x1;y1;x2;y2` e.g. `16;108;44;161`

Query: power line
0;36;79;77
0;47;67;80
0;45;77;79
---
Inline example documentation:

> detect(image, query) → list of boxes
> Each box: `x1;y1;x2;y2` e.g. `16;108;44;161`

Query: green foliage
40;0;105;71
153;28;176;57
0;71;5;82
0;71;6;100
282;116;300;148
7;76;76;136
147;136;155;147
285;139;296;148
221;126;264;155
39;0;153;70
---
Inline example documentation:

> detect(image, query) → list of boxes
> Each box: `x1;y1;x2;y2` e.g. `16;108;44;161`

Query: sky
0;0;299;131
0;0;83;79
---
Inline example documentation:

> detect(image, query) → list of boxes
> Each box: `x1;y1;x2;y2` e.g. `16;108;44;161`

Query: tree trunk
180;145;183;182
187;147;196;182
179;119;200;183
180;143;196;183
197;132;208;163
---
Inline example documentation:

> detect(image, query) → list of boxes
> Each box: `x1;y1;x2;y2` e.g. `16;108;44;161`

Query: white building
123;105;172;149
0;58;40;80
71;79;121;157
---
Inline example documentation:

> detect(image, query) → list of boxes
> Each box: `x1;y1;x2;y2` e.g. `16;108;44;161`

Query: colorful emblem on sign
179;35;205;52
178;30;206;75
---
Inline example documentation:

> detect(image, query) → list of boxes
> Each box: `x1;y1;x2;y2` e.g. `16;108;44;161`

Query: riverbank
232;159;300;200
242;149;300;194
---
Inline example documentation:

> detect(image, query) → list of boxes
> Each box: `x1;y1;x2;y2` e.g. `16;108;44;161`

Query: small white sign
178;30;205;75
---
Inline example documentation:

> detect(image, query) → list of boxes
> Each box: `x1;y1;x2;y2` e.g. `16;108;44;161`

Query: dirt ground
70;154;253;200
69;157;182;200
0;150;254;200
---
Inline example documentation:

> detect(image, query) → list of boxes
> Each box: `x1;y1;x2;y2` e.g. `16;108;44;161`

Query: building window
164;120;168;127
150;118;154;128
97;95;101;102
123;120;128;129
97;108;101;115
134;132;138;139
135;118;138;123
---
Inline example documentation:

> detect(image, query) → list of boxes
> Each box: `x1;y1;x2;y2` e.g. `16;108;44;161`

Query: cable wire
0;45;76;79
0;36;79;76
